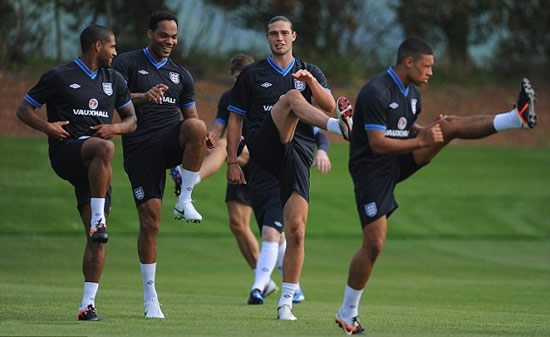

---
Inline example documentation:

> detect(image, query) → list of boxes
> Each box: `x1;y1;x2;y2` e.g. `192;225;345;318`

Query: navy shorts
49;138;112;214
246;159;284;233
123;122;183;206
225;165;252;206
351;153;425;227
247;113;313;206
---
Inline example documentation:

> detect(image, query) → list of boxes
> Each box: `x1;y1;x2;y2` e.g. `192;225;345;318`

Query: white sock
493;108;522;131
276;240;286;277
339;285;364;319
177;169;200;203
278;282;298;307
326;118;343;135
251;241;278;291
90;198;105;229
195;173;202;185
80;282;99;310
141;263;159;302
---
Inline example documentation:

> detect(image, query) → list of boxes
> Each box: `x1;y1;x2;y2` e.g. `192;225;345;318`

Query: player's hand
206;130;216;149
45;121;70;140
418;123;444;146
313;149;331;174
90;124;118;139
227;162;246;185
291;69;315;85
146;84;169;104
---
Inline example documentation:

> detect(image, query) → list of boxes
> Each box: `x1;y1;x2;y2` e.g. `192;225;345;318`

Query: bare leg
282;192;309;284
81;138;115;198
346;216;387;290
79;204;106;282
180;119;207;171
414;115;497;165
227;200;258;269
137;199;162;263
271;89;332;144
200;138;227;180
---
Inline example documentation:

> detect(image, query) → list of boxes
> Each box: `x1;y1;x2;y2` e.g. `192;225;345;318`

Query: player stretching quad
334;36;537;335
171;54;332;304
16;24;137;321
112;11;214;318
226;15;353;320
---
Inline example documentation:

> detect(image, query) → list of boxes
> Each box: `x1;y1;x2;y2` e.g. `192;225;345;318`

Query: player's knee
140;217;160;235
364;237;385;261
283;89;304;106
229;218;247;235
285;225;306;244
182;118;207;138
94;139;115;161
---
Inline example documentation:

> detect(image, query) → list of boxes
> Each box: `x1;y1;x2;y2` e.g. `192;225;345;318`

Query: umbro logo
69;83;81;89
261;82;272;88
138;70;149;75
389;102;399;109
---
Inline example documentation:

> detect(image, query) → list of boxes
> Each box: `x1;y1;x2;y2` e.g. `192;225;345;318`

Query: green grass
1;138;549;336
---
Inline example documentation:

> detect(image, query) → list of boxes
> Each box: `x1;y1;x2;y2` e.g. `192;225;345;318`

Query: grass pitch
0;138;549;336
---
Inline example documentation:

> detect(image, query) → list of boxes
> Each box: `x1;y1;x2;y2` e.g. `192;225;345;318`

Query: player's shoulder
220;89;232;102
296;58;322;72
244;59;267;73
359;71;392;101
113;49;142;66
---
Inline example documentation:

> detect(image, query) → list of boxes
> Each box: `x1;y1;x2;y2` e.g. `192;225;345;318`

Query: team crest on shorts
102;82;113;96
134;187;145;200
411;98;417;115
294;79;306;91
169;72;180;84
364;202;377;217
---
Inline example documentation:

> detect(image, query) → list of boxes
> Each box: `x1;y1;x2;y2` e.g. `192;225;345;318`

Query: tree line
2;0;548;80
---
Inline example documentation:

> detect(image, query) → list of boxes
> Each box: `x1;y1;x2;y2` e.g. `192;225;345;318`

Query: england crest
169;72;180;84
102;82;113;96
134;187;144;200
294;79;306;91
364;202;377;218
411;98;417;115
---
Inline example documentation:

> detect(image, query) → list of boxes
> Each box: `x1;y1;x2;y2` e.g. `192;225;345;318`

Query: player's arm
211;121;226;141
226;112;246;184
291;70;335;113
90;103;137;139
16;101;70;139
367;126;443;155
313;129;331;174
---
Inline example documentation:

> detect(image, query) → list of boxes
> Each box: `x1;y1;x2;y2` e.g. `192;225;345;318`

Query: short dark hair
396;37;433;64
267;16;294;32
230;54;254;75
149;11;178;31
80;24;113;53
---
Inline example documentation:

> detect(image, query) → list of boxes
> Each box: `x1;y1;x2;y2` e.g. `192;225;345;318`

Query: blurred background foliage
1;0;549;85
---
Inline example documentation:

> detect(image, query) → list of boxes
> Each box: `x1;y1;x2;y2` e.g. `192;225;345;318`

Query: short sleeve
24;69;60;108
179;69;195;110
228;68;251;116
361;87;389;131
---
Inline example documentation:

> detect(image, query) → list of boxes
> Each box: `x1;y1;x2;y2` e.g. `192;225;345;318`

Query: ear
147;29;153;40
94;40;103;53
291;31;297;42
403;56;414;68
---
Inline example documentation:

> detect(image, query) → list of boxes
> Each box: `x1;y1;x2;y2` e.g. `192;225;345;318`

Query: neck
270;53;293;69
147;46;165;62
392;64;409;87
79;53;98;72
